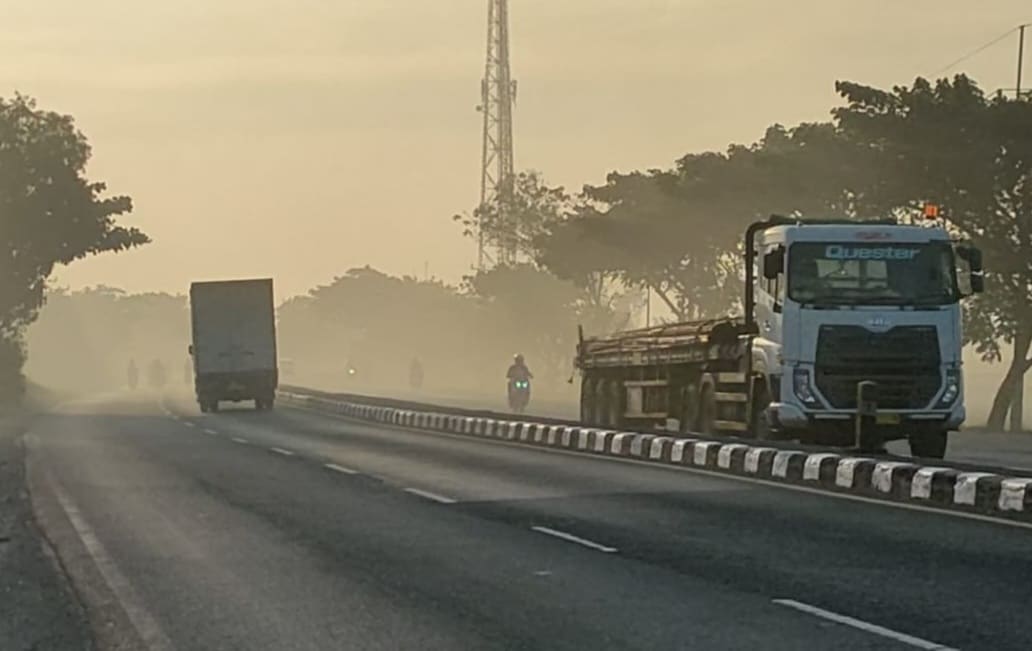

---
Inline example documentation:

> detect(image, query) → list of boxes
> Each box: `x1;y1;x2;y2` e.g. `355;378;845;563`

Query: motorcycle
508;379;531;413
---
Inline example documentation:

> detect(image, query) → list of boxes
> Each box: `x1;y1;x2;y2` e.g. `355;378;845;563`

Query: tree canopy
1;95;147;401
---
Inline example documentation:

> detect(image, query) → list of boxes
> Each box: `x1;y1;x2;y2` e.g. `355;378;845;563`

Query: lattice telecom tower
477;0;517;270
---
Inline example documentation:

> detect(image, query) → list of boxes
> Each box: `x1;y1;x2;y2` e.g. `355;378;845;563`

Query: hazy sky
2;1;1029;299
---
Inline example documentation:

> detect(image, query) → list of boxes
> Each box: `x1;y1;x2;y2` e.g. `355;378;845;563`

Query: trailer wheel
209;400;219;414
594;379;610;426
199;402;209;414
697;383;717;434
580;377;596;424
602;379;623;428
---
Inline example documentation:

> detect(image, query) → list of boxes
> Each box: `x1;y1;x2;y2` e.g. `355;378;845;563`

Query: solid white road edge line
531;526;618;553
285;405;1032;532
270;447;295;457
52;482;176;651
772;599;957;650
404;488;457;504
324;463;359;475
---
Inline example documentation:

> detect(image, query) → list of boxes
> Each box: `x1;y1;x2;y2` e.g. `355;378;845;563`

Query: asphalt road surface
23;393;1032;650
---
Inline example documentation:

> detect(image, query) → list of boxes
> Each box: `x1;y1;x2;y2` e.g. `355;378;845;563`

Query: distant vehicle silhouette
409;357;424;390
127;359;139;390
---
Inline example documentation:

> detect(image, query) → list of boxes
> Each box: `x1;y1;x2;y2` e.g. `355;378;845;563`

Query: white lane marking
51;483;176;651
182;421;196;428
269;447;295;457
324;463;359;475
773;599;957;650
404;488;457;504
285;403;1032;531
203;428;218;436
531;526;618;553
230;437;250;445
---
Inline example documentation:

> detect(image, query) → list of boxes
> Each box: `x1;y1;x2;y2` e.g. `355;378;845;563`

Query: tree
833;75;1032;429
454;170;572;263
0;95;148;400
539;124;860;323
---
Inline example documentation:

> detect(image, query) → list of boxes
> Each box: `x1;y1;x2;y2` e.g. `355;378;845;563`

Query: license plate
876;413;901;425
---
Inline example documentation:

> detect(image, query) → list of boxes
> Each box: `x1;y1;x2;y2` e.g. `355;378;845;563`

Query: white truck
189;279;278;412
576;215;984;458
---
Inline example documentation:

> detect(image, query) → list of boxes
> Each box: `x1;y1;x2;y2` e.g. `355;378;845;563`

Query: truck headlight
793;368;819;406
936;367;961;408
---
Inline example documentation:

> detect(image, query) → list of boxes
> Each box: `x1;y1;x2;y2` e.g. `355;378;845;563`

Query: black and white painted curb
278;391;1032;521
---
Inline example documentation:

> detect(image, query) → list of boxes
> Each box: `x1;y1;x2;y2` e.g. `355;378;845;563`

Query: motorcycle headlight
793;368;819;406
936;367;961;408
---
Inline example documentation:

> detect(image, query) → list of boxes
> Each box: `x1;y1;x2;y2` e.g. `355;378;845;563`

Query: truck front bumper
769;402;965;445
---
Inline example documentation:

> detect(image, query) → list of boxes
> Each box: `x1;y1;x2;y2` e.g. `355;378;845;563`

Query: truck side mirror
188;345;194;356
957;245;984;294
762;246;784;280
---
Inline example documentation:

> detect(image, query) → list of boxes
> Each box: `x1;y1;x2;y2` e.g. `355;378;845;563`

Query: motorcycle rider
506;354;533;410
507;354;533;384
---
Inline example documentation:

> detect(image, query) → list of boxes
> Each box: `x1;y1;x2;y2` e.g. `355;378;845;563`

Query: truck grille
815;325;941;409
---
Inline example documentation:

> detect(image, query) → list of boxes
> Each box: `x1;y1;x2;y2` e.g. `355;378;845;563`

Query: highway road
23;394;1032;650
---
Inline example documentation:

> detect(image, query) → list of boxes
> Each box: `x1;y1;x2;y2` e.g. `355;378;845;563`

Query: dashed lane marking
270;447;295;457
324;463;359;475
231;437;249;445
772;599;957;650
403;488;457;504
531;526;618;554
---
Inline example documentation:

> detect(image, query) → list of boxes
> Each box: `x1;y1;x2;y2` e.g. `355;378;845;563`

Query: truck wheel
254;399;264;411
209;400;219;414
697;383;717;434
751;380;773;440
680;384;698;434
199;402;209;414
909;430;948;459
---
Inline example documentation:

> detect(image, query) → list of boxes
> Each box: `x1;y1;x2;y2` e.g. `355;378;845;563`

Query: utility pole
1011;24;1029;432
477;0;517;270
1018;24;1027;99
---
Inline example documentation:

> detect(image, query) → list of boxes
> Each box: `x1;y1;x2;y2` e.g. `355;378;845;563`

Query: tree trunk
1011;376;1025;432
987;331;1032;431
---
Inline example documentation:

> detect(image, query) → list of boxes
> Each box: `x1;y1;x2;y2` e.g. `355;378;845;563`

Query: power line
931;25;1025;77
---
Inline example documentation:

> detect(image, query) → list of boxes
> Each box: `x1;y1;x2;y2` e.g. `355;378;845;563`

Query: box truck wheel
909;430;948;459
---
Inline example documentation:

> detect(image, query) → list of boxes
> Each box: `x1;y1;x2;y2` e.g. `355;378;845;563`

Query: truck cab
750;219;983;456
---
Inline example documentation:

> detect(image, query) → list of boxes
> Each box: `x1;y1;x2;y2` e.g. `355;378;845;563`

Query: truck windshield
787;242;958;305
